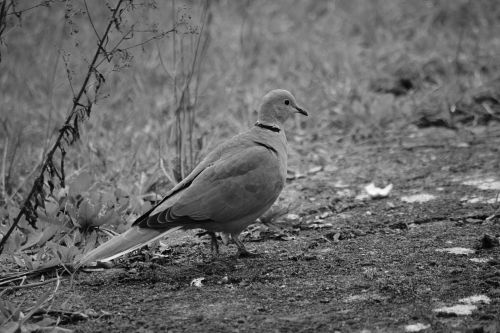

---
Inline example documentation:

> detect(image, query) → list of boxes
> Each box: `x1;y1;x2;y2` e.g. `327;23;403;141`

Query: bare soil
10;126;500;333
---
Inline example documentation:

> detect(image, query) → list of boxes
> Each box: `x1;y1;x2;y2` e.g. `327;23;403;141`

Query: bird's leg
220;232;231;246
231;233;258;258
209;232;220;255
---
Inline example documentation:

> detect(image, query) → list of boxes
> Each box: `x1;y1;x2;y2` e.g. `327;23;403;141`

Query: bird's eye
284;99;290;105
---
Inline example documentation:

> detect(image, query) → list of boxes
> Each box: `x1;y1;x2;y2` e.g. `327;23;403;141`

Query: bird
77;89;308;266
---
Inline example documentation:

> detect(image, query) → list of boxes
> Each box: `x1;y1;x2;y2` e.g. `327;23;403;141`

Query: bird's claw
237;249;259;258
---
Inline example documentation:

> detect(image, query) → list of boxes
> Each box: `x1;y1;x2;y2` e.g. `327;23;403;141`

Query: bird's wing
130;137;230;227
135;141;285;230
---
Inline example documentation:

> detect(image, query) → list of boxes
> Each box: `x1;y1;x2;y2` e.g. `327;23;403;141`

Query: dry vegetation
1;0;500;331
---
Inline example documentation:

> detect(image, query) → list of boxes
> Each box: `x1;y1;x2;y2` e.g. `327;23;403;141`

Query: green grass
1;0;500;264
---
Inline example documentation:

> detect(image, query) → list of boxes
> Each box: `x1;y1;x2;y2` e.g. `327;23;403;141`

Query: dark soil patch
7;127;500;332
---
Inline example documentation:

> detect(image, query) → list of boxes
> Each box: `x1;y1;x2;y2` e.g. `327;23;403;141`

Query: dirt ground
9;125;500;333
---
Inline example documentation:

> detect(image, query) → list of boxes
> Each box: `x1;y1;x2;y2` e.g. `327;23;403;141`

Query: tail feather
78;226;182;266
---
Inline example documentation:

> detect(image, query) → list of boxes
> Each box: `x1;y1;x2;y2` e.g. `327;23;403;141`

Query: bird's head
257;89;308;128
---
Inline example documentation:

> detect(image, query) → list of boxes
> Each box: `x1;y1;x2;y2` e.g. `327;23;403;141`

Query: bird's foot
232;234;258;258
236;249;259;258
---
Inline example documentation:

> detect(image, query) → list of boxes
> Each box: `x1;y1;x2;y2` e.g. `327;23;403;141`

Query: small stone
459;295;491;304
405;323;431;332
478;234;499;249
433;304;477;316
436;247;475;255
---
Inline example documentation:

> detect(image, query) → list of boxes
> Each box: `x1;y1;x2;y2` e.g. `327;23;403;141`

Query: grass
0;0;499;288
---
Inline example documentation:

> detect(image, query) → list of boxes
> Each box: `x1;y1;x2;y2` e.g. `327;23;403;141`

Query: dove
78;89;308;265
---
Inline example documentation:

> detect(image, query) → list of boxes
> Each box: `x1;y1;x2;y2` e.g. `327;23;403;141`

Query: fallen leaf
68;171;94;197
435;247;475;255
433;304;477;316
401;193;436;203
405;323;430;332
365;183;393;199
190;277;205;287
459;295;491;304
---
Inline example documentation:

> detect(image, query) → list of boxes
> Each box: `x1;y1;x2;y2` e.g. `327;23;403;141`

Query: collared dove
78;89;308;265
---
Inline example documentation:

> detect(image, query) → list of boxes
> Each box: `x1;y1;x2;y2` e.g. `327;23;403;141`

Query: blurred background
1;0;500;249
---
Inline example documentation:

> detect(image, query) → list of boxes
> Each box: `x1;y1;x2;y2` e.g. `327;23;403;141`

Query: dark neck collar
255;121;280;133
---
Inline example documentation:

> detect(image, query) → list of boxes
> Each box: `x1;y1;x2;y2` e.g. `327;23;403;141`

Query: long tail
78;226;182;267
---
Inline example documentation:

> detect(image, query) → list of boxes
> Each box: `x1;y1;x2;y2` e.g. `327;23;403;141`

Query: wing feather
139;145;283;229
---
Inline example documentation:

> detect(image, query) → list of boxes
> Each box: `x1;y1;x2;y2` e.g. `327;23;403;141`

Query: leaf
116;197;129;214
47;240;81;264
44;198;60;216
63;202;78;227
21;253;34;271
114;188;128;199
0;206;8;220
88;191;101;206
33;317;56;327
55;186;69;201
17;215;31;230
77;199;99;229
365;183;393;199
19;228;45;251
22;286;56;322
68;171;94;197
100;191;116;205
93;209;121;227
7;206;20;220
37;224;62;246
0;322;20;333
129;195;146;213
38;203;70;227
0;298;12;320
2;230;25;254
62;245;81;263
62;233;76;248
12;255;25;268
83;230;98;254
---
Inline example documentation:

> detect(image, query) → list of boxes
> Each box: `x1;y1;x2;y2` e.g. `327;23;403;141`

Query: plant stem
0;0;125;255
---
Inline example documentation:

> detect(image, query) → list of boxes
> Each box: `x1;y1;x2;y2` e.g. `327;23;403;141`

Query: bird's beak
295;105;308;116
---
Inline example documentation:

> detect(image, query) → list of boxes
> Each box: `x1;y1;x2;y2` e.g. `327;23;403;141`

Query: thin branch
4;149;43;206
1;136;7;204
0;0;126;255
0;277;60;291
156;38;173;81
119;29;176;51
83;0;100;42
22;274;60;323
6;0;53;17
172;0;177;106
454;25;465;75
185;0;209;92
160;156;176;186
177;0;209;175
95;28;176;69
94;27;134;67
190;0;210;168
61;51;76;98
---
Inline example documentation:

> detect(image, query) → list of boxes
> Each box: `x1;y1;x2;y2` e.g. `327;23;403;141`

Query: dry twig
0;0;127;254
